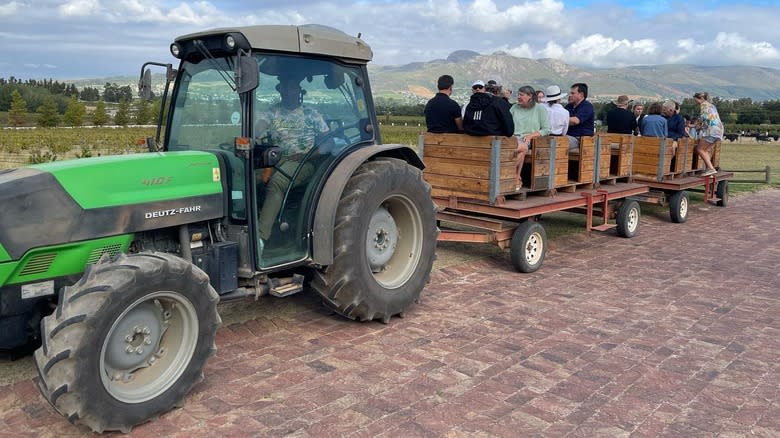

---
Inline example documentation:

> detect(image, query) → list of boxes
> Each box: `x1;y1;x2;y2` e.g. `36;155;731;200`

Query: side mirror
253;144;281;168
139;68;153;100
236;50;259;94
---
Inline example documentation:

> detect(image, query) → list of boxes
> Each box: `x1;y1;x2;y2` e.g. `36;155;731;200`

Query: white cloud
504;43;534;59
672;32;780;66
59;0;100;17
563;34;658;67
165;2;221;25
3;0;780;79
464;0;563;32
539;41;564;59
0;1;20;17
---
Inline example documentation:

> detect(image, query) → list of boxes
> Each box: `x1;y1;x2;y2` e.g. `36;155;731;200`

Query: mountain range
68;51;780;104
368;50;780;104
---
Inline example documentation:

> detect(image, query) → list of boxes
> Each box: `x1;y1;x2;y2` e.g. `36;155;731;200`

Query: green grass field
0;125;776;245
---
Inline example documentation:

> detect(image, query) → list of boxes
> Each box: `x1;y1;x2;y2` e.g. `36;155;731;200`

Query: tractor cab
145;26;376;271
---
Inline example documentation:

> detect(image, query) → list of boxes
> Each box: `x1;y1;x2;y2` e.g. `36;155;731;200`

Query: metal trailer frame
433;182;649;272
631;171;733;223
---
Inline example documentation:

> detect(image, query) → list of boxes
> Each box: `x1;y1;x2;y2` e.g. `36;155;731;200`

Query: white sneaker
703;168;717;176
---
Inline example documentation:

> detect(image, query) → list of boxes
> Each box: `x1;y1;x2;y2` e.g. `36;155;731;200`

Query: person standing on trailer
693;92;723;176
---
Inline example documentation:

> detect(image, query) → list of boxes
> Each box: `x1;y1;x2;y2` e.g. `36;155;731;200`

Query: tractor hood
0;152;225;260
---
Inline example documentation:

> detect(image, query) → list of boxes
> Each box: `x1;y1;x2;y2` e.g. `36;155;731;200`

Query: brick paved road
1;189;778;437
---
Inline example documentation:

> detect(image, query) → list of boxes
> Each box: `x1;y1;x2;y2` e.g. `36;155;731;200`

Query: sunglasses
472;85;484;90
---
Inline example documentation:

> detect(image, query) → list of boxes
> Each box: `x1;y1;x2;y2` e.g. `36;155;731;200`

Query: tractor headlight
225;35;236;50
170;43;181;58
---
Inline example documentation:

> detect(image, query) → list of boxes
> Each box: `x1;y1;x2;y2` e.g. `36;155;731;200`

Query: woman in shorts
693;92;723;176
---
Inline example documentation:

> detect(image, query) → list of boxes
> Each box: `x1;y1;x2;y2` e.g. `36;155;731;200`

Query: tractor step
269;274;305;297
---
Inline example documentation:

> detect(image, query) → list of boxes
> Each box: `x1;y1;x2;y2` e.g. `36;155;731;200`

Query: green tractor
0;24;436;432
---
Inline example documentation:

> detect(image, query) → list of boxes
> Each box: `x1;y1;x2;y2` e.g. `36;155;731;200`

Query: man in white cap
462;80;485;117
543;85;569;137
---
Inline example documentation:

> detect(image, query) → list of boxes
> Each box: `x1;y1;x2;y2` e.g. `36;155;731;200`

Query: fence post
766;165;771;184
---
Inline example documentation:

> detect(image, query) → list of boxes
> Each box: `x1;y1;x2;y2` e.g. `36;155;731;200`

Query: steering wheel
316;121;358;154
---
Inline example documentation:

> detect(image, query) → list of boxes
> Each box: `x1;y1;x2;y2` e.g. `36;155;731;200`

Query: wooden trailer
630;136;731;222
420;133;648;272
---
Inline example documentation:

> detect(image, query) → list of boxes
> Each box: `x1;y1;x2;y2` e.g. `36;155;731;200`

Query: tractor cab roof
174;24;373;64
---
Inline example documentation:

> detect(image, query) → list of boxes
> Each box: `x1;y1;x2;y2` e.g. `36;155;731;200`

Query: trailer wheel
510;221;547;273
311;158;436;323
34;252;220;433
616;199;641;238
668;190;689;223
716;180;729;207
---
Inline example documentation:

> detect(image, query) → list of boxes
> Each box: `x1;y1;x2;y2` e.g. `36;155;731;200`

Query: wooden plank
685;139;696;171
424;173;517;193
423;157;516;179
422;133;517;150
424;145;515;162
431;187;491;202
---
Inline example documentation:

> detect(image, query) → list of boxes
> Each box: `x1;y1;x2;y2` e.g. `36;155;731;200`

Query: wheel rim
367;194;424;289
679;196;688;219
525;231;544;265
100;291;199;403
627;206;639;233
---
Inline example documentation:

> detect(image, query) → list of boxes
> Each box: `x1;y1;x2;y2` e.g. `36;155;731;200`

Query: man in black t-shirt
424;75;463;133
606;95;637;134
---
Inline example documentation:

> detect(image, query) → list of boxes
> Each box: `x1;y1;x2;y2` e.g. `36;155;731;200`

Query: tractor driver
254;75;330;250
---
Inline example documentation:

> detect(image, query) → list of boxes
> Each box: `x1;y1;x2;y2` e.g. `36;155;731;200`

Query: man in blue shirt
424;75;463;133
564;83;594;151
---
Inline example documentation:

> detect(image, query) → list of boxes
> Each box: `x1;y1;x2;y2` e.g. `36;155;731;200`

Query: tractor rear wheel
34;252;220;433
310;158;436;323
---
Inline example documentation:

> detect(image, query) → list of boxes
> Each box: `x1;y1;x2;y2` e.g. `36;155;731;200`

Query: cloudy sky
1;0;779;79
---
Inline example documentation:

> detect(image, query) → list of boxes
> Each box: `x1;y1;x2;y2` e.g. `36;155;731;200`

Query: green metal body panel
0;243;9;263
0;235;133;286
30;151;223;209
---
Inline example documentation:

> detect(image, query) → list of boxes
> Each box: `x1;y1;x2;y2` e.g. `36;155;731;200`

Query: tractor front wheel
311;158;436;323
34;252;221;433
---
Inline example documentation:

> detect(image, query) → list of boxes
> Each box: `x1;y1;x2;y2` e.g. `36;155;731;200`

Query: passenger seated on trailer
424;74;463;134
606;95;637;134
564;82;594;152
463;80;514;137
662;100;686;168
542;85;569;137
639;102;668;138
664;100;686;143
510;85;550;190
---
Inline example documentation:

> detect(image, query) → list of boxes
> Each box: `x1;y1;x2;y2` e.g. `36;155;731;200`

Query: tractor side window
167;60;246;221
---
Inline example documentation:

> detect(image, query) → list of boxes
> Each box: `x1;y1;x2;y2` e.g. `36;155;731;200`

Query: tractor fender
312;144;424;265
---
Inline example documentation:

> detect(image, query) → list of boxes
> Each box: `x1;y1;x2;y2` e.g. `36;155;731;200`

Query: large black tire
616;199;641;238
310;158;436;323
510;221;547;273
34;252;221;433
716;180;729;207
668;190;689;223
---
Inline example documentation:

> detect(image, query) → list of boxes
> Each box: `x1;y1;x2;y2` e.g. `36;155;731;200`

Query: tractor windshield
166;58;242;152
165;54;373;155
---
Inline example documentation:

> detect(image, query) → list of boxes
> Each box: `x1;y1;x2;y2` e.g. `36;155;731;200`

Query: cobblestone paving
1;189;778;437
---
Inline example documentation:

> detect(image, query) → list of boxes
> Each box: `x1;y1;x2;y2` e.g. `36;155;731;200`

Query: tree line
375;95;780;132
